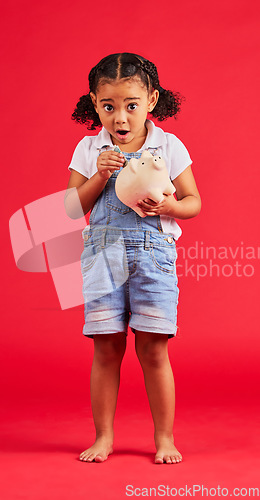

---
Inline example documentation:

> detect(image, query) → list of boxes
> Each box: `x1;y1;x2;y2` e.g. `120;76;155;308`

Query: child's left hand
137;195;178;217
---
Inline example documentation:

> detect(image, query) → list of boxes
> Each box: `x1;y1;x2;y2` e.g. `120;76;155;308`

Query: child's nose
115;110;127;124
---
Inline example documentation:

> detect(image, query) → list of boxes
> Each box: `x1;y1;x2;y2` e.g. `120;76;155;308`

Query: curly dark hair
71;53;185;130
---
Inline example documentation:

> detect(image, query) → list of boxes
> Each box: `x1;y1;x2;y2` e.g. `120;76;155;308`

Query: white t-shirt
68;119;193;240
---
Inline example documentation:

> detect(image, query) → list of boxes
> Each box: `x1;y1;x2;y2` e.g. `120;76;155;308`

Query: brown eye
104;104;113;112
128;103;138;111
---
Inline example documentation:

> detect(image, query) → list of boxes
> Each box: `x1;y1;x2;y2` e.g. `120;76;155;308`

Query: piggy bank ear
129;158;139;173
141;150;152;160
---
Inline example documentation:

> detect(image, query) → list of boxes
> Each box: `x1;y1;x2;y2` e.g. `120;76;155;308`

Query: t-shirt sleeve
168;135;193;180
67;138;90;178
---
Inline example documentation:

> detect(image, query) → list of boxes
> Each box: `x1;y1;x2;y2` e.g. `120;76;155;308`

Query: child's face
90;78;159;150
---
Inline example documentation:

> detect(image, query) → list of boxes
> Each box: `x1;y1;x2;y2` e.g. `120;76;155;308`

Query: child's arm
137;165;201;219
64;170;106;219
64;150;125;219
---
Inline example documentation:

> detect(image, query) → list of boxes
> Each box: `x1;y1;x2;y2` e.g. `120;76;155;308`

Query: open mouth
116;129;130;136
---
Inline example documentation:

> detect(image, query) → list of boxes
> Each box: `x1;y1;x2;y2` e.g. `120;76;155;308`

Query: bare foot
79;436;114;463
155;434;182;464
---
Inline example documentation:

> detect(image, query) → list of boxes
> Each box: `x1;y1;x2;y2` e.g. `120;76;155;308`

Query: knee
135;338;168;368
94;334;126;365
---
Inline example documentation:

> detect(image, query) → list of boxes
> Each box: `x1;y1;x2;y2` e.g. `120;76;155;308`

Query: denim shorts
81;227;179;339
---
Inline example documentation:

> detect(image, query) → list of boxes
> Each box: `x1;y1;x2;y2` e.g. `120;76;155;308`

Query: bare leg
135;331;182;464
80;332;126;462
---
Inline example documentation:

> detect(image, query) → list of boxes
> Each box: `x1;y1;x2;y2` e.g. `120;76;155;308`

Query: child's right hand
97;151;125;180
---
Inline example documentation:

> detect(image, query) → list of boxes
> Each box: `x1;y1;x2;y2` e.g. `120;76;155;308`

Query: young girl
65;53;201;464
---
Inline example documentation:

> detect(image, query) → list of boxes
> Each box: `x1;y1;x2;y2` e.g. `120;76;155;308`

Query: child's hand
97;151;125;180
137;195;178;217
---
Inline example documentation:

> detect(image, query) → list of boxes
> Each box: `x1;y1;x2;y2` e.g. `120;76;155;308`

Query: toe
95;454;106;463
155;455;164;464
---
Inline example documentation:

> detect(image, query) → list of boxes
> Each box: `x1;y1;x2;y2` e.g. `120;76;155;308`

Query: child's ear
147;89;159;112
90;92;98;113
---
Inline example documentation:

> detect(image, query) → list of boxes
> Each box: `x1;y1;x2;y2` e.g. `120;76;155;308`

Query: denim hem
129;315;177;336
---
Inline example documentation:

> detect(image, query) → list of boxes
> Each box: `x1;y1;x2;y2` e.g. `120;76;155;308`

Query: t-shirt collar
92;119;167;150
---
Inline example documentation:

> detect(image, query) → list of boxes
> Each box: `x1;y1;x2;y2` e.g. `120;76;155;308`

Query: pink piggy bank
115;150;176;217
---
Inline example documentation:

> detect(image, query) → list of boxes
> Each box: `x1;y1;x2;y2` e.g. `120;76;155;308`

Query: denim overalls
81;149;179;339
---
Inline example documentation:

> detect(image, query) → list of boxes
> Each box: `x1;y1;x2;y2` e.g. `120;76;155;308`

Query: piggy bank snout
152;156;164;170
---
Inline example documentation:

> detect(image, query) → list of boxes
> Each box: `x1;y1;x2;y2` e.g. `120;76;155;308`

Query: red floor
2;293;259;499
1;396;259;500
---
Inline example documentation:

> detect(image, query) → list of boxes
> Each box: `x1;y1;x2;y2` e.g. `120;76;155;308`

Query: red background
1;0;260;498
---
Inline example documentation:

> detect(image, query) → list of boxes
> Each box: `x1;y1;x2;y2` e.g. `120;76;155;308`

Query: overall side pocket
149;243;177;274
